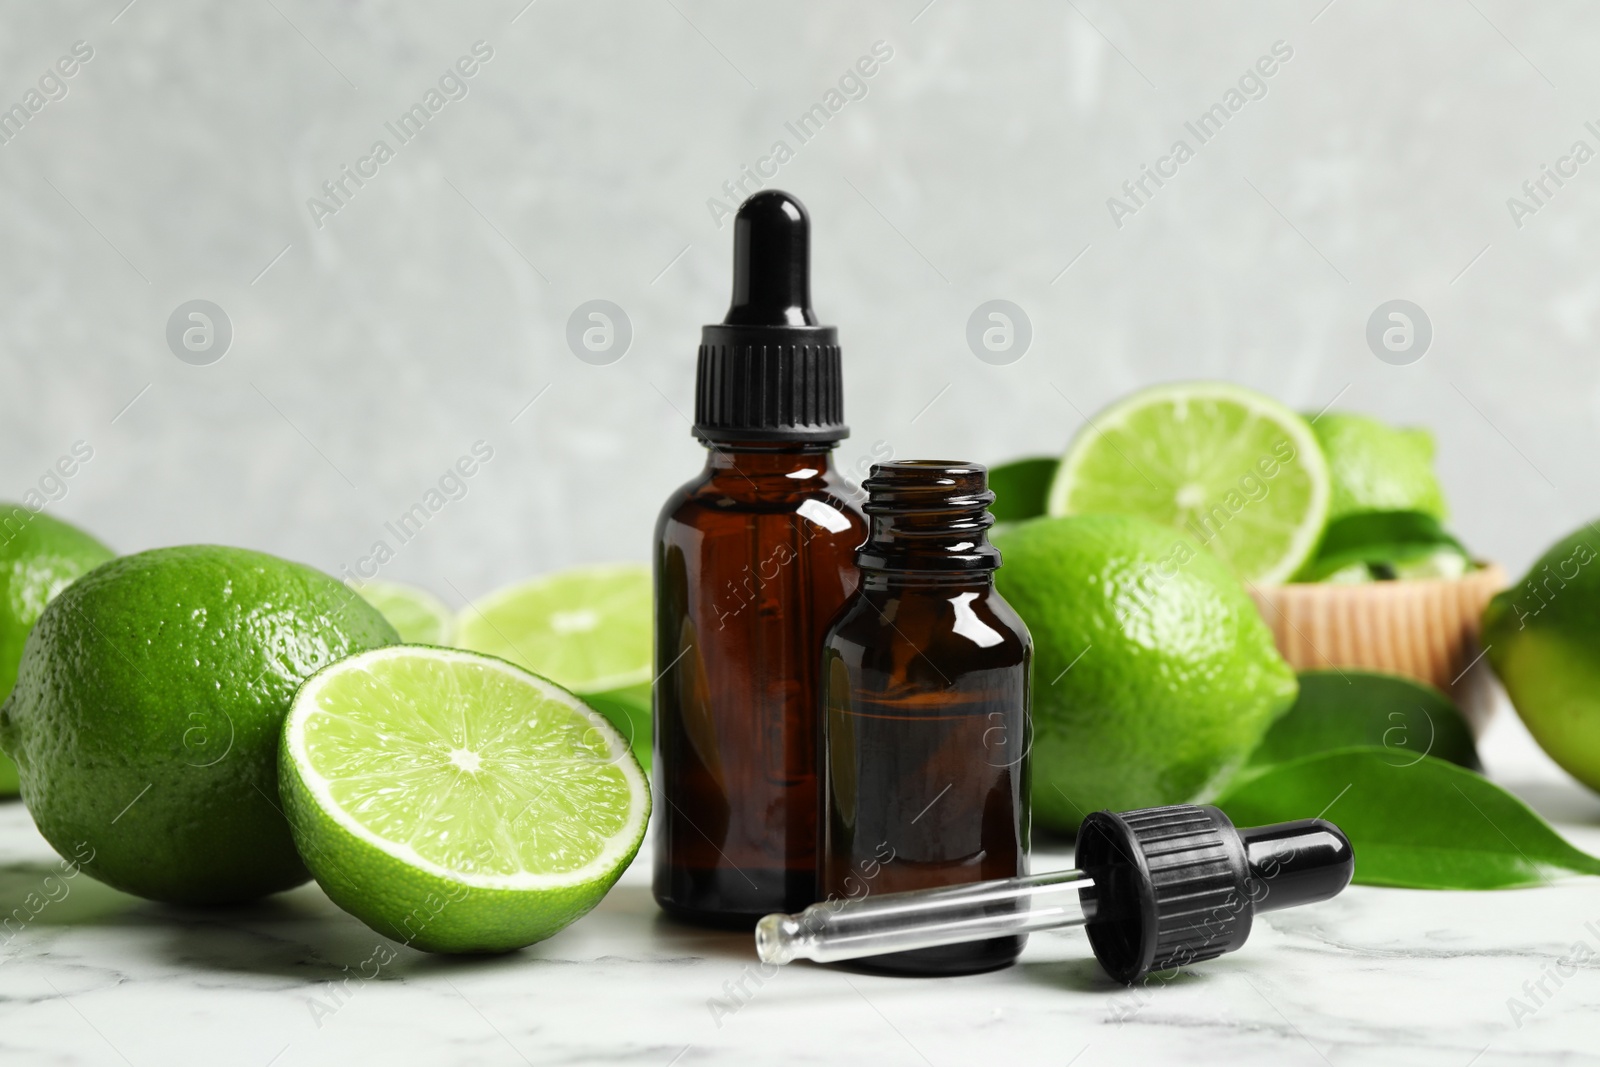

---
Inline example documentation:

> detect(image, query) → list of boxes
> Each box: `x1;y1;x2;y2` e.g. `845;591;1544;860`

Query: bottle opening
857;461;1000;572
861;462;995;516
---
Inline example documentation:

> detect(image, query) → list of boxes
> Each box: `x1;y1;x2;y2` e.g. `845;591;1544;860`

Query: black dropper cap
1075;805;1354;984
693;190;847;445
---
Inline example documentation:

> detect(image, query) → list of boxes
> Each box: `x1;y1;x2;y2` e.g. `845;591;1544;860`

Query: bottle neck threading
855;461;1000;575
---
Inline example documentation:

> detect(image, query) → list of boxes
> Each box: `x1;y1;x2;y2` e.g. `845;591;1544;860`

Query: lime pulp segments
1047;382;1330;584
281;646;650;952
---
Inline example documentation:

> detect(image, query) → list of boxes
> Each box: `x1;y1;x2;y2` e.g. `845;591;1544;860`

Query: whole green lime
994;514;1297;830
0;545;398;904
1484;524;1600;792
1309;412;1447;522
0;506;115;795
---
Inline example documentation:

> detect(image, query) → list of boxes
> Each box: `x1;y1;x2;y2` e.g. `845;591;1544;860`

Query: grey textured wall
1;0;1591;600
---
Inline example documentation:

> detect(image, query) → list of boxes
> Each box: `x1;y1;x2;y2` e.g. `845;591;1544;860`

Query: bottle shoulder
657;465;867;530
983;585;1032;649
826;582;1032;666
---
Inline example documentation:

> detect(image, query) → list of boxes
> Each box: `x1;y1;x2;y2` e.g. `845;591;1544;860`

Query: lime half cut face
281;646;649;952
1047;382;1330;585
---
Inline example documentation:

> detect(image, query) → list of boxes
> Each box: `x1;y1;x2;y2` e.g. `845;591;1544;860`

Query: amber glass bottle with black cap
653;190;867;926
820;461;1032;975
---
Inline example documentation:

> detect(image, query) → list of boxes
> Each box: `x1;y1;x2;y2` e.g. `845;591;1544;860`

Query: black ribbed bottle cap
1075;804;1354;984
1076;805;1255;984
694;190;846;445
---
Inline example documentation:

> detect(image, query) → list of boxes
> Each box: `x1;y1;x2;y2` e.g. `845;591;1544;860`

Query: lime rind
1047;382;1330;585
284;645;649;894
455;563;651;693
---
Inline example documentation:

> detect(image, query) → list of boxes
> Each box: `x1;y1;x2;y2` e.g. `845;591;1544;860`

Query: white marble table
2;706;1596;1067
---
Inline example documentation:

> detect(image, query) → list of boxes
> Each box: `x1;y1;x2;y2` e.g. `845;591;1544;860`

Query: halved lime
353;580;455;645
454;564;650;694
1047;382;1330;584
280;646;649;952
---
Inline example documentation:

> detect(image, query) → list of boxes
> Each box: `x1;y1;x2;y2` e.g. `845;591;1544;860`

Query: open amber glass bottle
820;461;1032;975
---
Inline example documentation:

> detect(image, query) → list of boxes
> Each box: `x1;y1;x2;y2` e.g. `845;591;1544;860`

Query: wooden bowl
1248;563;1509;737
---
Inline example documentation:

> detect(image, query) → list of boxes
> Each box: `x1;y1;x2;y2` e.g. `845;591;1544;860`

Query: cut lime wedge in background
1047;382;1329;585
455;564;651;694
280;645;649;952
353;579;455;645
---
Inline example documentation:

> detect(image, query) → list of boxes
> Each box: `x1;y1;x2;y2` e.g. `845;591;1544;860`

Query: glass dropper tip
755;913;807;965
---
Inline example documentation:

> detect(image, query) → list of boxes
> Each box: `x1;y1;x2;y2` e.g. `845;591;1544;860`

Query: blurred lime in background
0;506;114;796
354;579;455;645
1308;411;1447;523
1485;524;1600;793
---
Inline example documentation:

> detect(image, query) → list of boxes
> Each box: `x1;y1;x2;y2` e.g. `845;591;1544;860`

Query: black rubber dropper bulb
725;190;816;326
754;805;1355;984
693;190;845;445
1238;818;1355;914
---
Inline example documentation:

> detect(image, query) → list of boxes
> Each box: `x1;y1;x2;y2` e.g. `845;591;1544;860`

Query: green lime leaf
1217;747;1600;889
1299;510;1466;581
989;457;1057;524
1245;670;1479;772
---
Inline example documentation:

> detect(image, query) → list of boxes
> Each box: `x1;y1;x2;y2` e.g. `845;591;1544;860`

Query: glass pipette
757;804;1354;983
